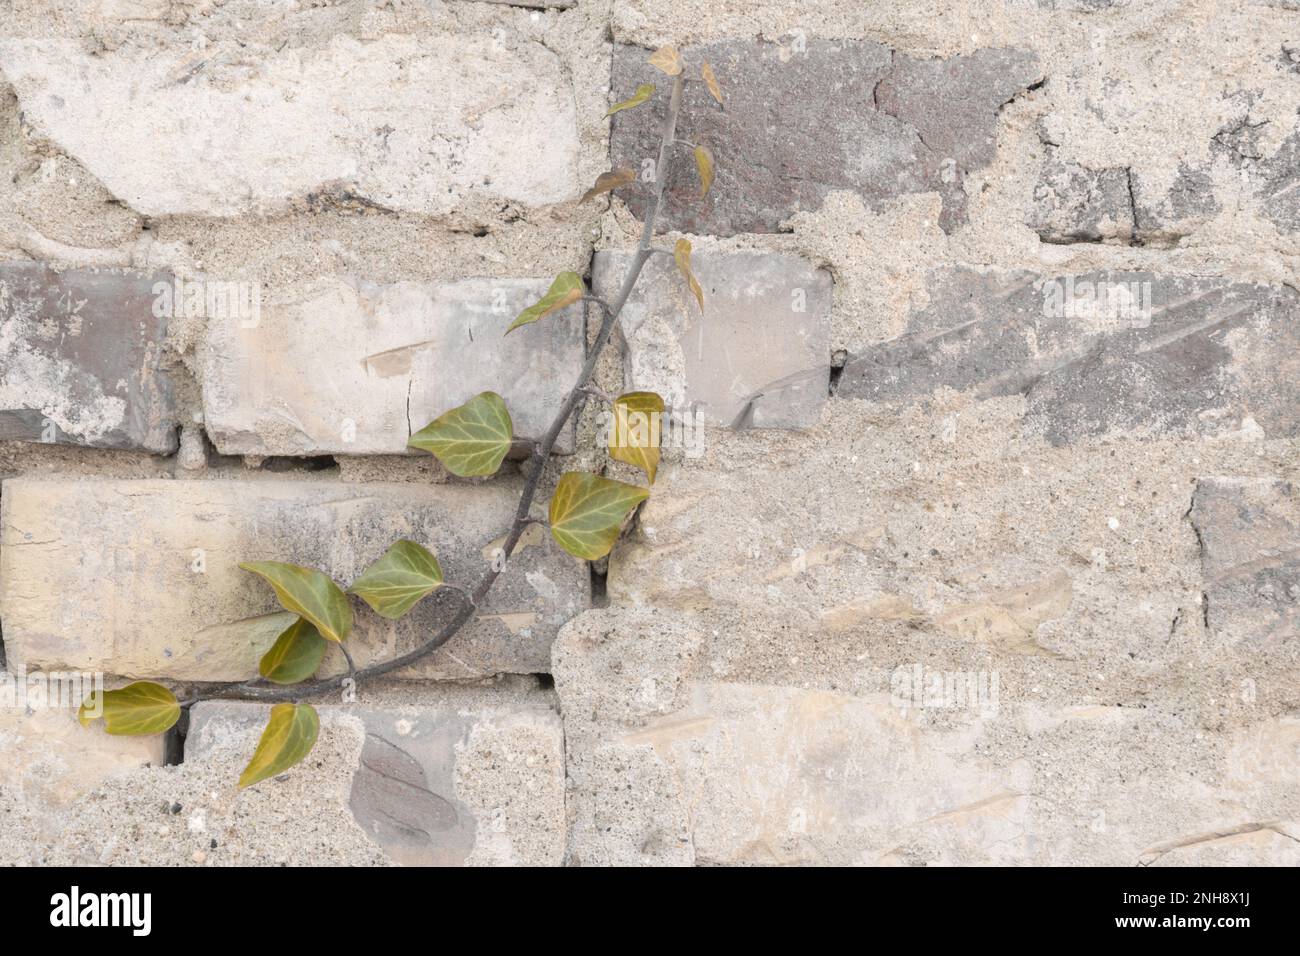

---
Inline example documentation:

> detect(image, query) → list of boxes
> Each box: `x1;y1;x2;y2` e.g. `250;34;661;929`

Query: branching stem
198;72;688;705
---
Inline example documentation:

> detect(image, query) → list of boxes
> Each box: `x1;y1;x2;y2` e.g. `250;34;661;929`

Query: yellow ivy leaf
506;272;584;334
701;62;723;105
606;83;655;116
647;46;683;77
78;681;180;736
238;561;354;643
610;391;665;484
548;472;650;561
408;391;513;478
694;144;715;197
674;238;704;312
238;703;320;789
580;167;636;204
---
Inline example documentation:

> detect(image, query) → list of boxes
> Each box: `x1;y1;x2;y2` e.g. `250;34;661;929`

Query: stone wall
0;0;1296;865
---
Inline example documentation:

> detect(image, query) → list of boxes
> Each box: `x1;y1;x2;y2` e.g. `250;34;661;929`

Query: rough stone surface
201;277;585;456
1030;157;1223;245
0;478;590;681
0;704;164;809
554;607;1300;865
1030;160;1135;244
837;268;1300;445
187;680;565;866
0;36;580;218
604;397;1291;670
2;0;1300;869
0;262;177;452
593;250;832;428
4;699;389;866
1191;478;1299;648
1250;123;1300;236
609;40;1041;235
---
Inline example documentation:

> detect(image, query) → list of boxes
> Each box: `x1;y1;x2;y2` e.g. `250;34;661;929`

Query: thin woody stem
199;71;688;704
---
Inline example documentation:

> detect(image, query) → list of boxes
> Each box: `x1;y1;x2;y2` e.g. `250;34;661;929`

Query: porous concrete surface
187;678;566;867
0;0;1298;866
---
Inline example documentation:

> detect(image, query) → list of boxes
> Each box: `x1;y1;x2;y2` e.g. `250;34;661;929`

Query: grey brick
0;262;177;452
1253;124;1300;235
609;40;1041;236
1030;160;1135;244
1030;158;1219;245
593;250;832;428
837;268;1300;444
1190;478;1299;647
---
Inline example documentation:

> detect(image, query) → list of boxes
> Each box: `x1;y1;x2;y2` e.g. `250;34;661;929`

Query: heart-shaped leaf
694;145;715;197
648;46;683;77
78;681;180;736
506;272;584;334
674;238;704;312
348;540;444;620
580;167;636;204
258;617;328;685
238;703;320;789
548;472;650;560
239;561;353;643
701;62;723;106
610;391;665;484
607;82;655;116
408;390;513;478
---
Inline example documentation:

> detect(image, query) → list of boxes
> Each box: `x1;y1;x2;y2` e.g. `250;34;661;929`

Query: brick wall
1;0;1297;865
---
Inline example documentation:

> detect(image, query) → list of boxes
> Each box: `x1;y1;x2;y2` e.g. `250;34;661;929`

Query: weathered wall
0;0;1296;865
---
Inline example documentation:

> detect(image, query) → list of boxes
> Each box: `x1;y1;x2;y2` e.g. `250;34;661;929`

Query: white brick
0;35;580;217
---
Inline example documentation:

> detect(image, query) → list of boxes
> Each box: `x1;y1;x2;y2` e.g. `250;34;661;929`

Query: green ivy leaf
258;617;328;685
507;272;584;334
548;472;650;560
78;681;180;736
606;83;655;116
407;391;513;478
348;540;444;620
238;703;320;789
580;167;636;204
238;561;353;643
610;391;665;484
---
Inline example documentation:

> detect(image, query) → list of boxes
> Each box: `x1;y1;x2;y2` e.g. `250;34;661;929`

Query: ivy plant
78;47;720;788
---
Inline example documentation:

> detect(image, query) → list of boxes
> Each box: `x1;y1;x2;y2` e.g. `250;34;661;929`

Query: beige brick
0;478;589;681
201;277;584;456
